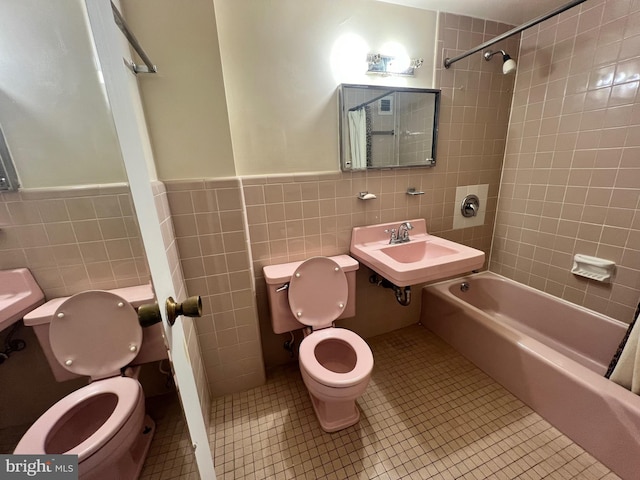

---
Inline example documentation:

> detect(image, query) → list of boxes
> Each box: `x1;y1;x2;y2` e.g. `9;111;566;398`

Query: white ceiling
377;0;578;25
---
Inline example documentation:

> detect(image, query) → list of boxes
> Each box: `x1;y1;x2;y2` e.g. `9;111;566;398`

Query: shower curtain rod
111;1;157;74
443;0;588;69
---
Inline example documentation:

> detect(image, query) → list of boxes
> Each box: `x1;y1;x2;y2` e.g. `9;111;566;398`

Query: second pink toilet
264;255;373;432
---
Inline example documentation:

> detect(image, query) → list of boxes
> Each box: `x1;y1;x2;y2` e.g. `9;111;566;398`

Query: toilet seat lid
288;257;347;328
50;291;142;378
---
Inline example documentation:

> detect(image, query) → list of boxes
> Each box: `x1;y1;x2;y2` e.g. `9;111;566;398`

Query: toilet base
308;393;360;433
85;415;155;480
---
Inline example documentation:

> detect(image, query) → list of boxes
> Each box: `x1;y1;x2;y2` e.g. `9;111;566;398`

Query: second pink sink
0;268;45;332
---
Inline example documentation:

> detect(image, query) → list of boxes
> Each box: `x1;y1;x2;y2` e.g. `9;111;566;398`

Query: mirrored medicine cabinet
339;84;440;171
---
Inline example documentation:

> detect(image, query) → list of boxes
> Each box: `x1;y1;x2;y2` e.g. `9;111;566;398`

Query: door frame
84;1;216;477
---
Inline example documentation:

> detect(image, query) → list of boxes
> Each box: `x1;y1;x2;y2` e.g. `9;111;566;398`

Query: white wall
214;0;438;176
121;0;236;180
0;0;127;188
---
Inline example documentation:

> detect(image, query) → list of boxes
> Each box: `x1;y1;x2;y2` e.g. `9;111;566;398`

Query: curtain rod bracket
124;59;158;75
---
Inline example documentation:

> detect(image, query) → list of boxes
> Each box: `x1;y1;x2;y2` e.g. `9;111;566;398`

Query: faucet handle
398;222;414;242
384;228;398;243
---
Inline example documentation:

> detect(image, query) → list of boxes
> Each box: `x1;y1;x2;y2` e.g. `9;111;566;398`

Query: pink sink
0;268;45;332
350;219;485;287
380;241;459;263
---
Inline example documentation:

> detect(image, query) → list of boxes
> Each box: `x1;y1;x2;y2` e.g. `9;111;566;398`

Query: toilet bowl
15;290;158;480
264;255;374;432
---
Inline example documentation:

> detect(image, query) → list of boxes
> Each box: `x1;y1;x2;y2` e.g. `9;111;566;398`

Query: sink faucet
398;222;414;243
385;222;413;244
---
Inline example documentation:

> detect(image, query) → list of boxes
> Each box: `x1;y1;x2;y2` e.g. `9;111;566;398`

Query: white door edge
84;1;215;477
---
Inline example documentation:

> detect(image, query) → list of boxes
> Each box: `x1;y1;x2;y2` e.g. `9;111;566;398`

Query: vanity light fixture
367;53;423;76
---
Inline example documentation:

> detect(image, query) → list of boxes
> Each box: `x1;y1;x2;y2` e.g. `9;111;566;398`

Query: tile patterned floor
1;325;621;479
210;325;620;480
140;393;199;480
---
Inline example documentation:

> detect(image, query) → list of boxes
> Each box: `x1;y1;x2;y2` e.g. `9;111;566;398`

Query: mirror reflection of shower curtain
348;107;371;169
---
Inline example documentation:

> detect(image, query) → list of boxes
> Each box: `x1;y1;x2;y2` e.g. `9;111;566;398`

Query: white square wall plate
453;184;489;230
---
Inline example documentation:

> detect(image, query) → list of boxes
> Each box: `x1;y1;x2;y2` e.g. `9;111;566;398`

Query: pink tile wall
152;181;211;426
430;12;519;258
491;0;640;323
0;185;149;298
165;179;265;396
435;13;519;194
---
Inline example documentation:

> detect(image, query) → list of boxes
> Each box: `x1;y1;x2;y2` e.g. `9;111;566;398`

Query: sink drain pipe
369;273;412;306
394;285;411;306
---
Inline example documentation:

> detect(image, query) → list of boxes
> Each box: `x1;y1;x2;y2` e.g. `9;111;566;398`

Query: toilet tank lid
24;284;155;326
264;255;358;285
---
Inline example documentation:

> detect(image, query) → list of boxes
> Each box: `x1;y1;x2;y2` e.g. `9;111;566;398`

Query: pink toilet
264;255;373;432
15;288;166;480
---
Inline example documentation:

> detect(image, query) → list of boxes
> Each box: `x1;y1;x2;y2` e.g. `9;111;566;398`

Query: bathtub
421;272;640;479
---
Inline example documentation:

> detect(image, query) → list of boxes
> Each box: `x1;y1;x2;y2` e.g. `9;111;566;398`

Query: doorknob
166;296;202;326
138;295;202;327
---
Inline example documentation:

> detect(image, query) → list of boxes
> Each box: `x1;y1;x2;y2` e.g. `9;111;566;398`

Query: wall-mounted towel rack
111;1;157;74
349;90;394;111
372;130;395;136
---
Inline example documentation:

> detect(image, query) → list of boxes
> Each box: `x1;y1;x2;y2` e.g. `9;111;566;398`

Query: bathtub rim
427;270;629;332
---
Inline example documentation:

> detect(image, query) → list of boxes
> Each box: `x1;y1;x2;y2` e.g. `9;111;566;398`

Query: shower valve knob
461;194;480;218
